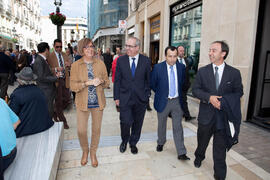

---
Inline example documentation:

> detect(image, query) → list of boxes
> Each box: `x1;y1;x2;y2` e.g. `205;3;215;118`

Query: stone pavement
54;84;270;180
6;82;270;179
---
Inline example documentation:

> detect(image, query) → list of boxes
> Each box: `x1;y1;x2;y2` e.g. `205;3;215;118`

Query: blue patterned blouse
86;63;99;108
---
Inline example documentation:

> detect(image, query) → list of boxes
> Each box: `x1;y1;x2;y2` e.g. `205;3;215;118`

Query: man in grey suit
151;46;190;161
33;42;59;118
192;41;243;180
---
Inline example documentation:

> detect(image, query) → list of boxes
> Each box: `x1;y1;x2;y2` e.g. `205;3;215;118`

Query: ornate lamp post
54;0;63;40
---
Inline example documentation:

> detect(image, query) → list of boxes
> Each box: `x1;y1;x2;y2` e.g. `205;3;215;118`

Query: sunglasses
55;46;62;49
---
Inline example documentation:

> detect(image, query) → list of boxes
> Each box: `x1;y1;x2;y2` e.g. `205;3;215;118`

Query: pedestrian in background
103;48;113;77
70;38;109;167
177;45;196;121
48;39;71;129
114;37;151;154
96;48;104;62
151;46;190;161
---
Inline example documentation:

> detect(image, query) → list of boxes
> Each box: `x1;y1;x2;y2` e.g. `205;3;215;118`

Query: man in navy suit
151;46;190;161
114;37;151;154
192;41;243;180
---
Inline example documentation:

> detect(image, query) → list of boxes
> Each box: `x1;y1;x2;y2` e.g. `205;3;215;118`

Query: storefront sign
172;0;200;15
119;20;127;29
128;27;135;34
150;15;160;35
150;32;160;42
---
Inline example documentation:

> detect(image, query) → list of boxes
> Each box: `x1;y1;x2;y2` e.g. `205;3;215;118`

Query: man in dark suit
177;46;195;121
151;46;190;161
192;41;243;180
33;42;59;119
103;48;113;77
114;37;151;154
28;50;37;67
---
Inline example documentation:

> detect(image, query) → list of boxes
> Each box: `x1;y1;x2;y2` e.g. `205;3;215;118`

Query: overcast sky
40;0;87;18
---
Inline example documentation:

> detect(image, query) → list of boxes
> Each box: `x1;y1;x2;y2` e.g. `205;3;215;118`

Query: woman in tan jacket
70;38;109;167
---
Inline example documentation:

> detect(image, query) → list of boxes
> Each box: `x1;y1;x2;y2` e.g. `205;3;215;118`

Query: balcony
6;5;11;16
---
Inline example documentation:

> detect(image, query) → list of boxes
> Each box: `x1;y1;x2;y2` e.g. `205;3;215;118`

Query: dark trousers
182;89;191;118
54;78;70;123
0;73;9;99
0;147;17;180
120;98;147;146
105;64;111;77
195;121;227;179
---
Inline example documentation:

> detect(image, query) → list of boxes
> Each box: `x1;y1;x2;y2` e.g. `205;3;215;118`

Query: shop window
171;4;202;94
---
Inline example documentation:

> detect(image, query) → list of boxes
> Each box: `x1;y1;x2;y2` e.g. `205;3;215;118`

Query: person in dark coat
102;48;113;77
33;42;59;119
9;67;54;138
192;41;243;180
0;47;16;99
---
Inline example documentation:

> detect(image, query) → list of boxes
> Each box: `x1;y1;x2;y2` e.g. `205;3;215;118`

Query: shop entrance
248;0;270;128
150;41;159;67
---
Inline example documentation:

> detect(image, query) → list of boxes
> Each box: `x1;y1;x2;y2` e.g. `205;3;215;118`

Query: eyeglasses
84;45;95;49
125;44;137;49
55;46;62;49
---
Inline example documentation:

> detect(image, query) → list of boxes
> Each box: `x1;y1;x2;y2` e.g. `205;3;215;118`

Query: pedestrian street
55;83;270;180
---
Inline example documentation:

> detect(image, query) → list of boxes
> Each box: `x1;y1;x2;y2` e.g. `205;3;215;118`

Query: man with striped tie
150;46;190;161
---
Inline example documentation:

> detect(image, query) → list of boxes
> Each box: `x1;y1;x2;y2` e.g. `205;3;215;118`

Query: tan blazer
47;51;70;88
70;57;110;111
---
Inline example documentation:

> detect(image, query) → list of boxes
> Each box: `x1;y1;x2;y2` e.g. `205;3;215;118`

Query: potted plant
49;12;66;26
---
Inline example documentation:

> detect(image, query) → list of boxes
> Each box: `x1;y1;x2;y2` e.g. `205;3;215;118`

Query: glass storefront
170;0;202;93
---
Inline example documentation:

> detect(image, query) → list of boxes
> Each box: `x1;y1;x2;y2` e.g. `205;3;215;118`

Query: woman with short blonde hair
70;38;110;167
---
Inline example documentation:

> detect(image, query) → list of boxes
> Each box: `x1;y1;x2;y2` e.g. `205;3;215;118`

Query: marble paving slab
4;122;64;180
62;128;196;151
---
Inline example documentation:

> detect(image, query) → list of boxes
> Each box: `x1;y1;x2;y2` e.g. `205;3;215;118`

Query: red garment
112;56;119;83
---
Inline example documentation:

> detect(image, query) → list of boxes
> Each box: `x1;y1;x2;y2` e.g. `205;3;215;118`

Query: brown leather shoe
81;150;89;166
90;152;98;167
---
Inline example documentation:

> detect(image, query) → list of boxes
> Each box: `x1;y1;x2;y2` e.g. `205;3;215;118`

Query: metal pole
56;6;62;40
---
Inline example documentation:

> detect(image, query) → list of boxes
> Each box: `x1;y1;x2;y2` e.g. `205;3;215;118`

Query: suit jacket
32;54;57;96
151;61;185;113
179;57;191;91
113;54;151;107
192;63;243;126
47;51;70;88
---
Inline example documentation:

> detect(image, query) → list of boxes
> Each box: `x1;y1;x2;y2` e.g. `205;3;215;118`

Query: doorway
150;41;159;67
247;0;270;128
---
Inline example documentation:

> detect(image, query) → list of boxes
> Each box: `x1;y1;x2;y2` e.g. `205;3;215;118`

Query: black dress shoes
185;116;196;121
130;145;138;154
119;142;127;153
178;154;190;160
156;145;163;152
214;174;225;180
194;158;202;168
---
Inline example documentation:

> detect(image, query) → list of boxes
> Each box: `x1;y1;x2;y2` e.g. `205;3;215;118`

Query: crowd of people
0;37;243;180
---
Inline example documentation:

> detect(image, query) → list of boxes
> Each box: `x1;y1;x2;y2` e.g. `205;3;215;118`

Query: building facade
88;0;128;53
41;16;87;48
127;0;270;128
0;0;41;51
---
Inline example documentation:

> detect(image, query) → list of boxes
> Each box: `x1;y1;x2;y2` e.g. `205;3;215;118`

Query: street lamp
54;0;62;13
54;0;62;40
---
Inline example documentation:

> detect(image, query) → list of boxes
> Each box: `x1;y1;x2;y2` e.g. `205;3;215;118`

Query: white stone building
0;0;41;51
40;16;87;48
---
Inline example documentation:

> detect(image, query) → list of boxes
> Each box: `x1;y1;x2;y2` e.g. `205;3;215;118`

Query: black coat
192;63;243;126
9;84;54;138
113;54;151;107
0;52;16;73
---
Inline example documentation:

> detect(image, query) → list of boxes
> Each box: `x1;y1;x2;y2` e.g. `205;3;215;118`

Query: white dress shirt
212;62;225;84
167;63;179;99
178;57;186;67
129;54;139;68
54;51;65;67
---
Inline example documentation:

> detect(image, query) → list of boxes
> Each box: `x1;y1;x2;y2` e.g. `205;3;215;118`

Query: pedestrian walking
151;46;190;161
192;41;243;180
114;37;151;154
70;38;110;167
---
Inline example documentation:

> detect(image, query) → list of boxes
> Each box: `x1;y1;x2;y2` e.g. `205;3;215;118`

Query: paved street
23;81;266;180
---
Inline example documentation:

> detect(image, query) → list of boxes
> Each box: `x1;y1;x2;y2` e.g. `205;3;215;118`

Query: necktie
58;53;64;68
131;57;136;77
215;66;219;90
179;58;183;64
169;66;176;97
